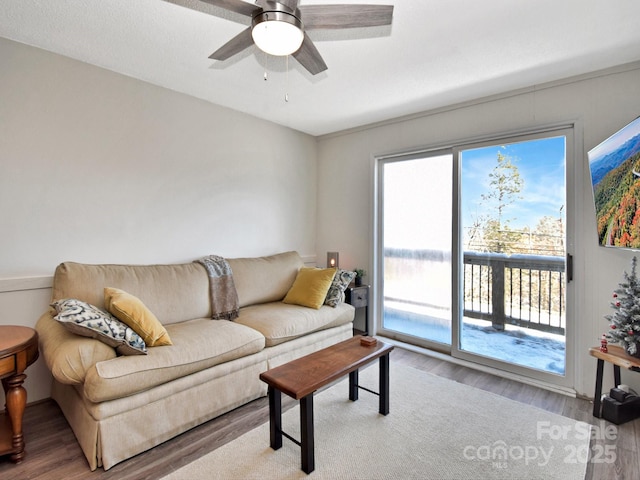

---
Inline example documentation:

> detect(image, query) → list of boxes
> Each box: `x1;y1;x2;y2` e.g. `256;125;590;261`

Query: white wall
4;34;640;403
0;37;317;401
316;63;640;398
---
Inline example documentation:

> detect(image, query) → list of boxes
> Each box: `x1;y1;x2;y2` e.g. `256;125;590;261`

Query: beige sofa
35;251;354;470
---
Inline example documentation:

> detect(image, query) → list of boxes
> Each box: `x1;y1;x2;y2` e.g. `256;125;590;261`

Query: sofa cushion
227;251;303;308
51;299;147;356
83;318;266;402
283;267;336;309
104;287;172;346
324;269;357;307
234;301;355;347
52;262;211;325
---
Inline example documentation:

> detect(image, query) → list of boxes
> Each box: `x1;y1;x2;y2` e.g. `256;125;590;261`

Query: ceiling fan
192;0;394;75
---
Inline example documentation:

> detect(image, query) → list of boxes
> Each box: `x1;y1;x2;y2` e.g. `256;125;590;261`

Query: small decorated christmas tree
606;256;640;357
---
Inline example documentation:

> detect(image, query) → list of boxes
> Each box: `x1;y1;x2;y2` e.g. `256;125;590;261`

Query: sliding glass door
455;134;569;379
377;128;574;386
378;151;453;349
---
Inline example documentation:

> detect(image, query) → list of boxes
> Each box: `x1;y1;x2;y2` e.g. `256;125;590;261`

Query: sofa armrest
36;308;117;385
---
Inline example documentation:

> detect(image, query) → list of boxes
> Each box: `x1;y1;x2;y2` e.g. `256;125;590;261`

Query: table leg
268;386;282;450
364;305;369;335
300;394;314;474
593;358;604;418
379;353;390;415
349;369;359;401
613;365;621;388
5;373;28;463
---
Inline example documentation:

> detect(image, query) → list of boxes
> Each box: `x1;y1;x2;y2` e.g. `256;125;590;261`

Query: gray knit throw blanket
196;255;240;320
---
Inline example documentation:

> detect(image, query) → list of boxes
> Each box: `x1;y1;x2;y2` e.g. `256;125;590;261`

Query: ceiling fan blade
198;0;262;17
275;0;300;11
299;4;393;29
292;34;328;75
209;27;254;60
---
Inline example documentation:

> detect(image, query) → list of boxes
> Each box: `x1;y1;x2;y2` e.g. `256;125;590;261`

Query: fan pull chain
264;51;268;81
264;13;270;81
285;55;289;103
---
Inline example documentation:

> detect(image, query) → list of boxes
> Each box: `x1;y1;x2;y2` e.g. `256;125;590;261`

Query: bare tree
476;152;524;253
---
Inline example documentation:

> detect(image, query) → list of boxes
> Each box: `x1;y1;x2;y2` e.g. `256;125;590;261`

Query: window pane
382;154;452;345
459;137;566;375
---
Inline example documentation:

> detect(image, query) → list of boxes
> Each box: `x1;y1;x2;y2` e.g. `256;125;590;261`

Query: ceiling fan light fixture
251;11;304;56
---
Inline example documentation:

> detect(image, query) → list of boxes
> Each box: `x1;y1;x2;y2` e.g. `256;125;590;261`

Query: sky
383;136;566;250
461;136;566;231
588;116;640;164
384;154;453;250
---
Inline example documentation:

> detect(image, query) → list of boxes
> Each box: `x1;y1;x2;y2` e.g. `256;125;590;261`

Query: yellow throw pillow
283;267;337;309
104;287;172;347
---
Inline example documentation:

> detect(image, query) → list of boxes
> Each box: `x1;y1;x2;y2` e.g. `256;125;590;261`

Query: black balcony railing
383;248;566;336
463;251;565;335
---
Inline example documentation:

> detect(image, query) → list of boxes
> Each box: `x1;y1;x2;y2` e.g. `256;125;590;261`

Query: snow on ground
384;308;566;375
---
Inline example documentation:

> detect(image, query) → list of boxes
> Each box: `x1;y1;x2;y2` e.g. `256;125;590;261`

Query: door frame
373;123;577;390
374;147;455;353
451;126;575;389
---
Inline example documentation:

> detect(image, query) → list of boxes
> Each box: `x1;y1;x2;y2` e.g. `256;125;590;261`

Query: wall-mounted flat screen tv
588;116;640;249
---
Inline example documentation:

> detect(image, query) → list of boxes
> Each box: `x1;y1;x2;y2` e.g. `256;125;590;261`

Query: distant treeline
595;152;640;247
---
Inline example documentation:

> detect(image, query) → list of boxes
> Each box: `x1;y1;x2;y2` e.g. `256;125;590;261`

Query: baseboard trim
301;254;317;266
0;275;53;293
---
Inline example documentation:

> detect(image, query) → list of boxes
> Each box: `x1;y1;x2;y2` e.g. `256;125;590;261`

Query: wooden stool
0;326;39;463
589;345;640;418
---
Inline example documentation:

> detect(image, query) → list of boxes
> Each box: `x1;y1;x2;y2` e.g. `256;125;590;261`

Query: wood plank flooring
1;345;638;480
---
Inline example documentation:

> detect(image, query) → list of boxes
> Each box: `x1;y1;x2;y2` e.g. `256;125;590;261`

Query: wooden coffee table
259;336;394;474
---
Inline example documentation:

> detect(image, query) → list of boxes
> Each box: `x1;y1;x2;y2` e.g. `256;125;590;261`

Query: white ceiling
2;0;640;136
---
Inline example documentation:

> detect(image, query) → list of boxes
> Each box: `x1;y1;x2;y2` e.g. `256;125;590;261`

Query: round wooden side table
0;326;39;463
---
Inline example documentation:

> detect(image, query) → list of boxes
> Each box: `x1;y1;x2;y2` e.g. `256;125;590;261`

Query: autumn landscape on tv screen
589;117;640;248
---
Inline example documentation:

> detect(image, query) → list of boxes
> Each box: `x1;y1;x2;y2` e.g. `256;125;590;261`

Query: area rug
161;364;589;480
